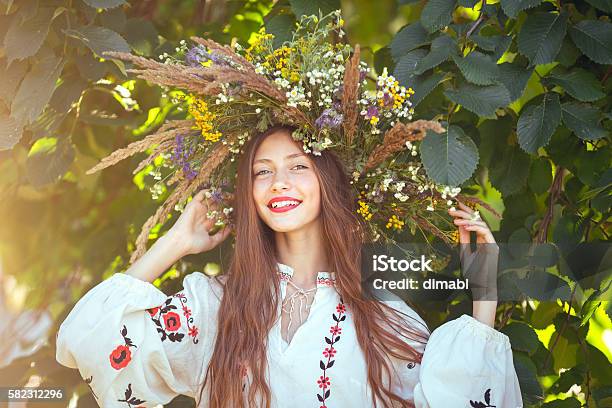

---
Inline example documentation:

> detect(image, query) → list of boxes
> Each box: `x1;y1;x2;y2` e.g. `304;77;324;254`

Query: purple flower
171;135;197;180
315;108;343;129
383;92;394;108
359;69;367;82
365;105;379;119
185;45;226;67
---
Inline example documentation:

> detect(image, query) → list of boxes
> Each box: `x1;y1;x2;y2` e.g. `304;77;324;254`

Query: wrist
160;230;190;259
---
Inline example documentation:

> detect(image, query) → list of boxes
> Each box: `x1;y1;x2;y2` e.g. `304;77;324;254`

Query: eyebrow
253;153;307;164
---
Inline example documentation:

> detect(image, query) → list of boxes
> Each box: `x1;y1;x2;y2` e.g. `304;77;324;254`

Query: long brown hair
197;125;429;407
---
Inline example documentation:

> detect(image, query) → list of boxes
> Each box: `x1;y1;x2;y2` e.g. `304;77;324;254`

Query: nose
271;169;290;193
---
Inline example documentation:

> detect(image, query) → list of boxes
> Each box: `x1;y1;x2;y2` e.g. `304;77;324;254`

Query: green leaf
585;0;612;13
3;7;54;64
390;22;430;61
11;52;65;125
414;34;456;74
489;144;531;196
374;47;395;77
289;0;341;17
499;0;542;19
420;125;479;186
444;83;511;118
0;59;28;104
393;49;428;85
123;18;159;56
516;93;561;154
541;398;581;408
497;62;533;102
561;102;607;141
569;20;612;65
266;14;296;48
25;137;76;188
528;157;552;194
0;113;23;151
471;34;512;61
513;352;544;405
420;0;456;33
82;0;127;8
500;322;541;355
49;75;87;113
546;69;605;102
518;12;567;66
64;26;131;58
410;72;445;106
452;51;499;85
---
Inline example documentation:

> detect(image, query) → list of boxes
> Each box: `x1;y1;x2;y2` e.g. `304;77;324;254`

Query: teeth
271;200;300;208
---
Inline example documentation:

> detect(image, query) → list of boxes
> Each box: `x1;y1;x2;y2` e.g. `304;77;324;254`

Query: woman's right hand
167;189;233;256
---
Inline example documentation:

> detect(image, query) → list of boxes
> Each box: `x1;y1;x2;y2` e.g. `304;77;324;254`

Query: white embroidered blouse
55;263;524;407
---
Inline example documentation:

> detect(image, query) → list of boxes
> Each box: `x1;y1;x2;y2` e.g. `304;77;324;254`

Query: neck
275;220;330;289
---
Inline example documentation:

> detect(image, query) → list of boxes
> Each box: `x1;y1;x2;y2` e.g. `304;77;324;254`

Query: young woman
56;125;523;408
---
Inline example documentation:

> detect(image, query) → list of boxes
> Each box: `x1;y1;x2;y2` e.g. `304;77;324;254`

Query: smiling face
251;129;321;233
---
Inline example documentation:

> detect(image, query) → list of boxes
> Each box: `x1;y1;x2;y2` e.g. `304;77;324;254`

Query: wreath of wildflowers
87;10;500;265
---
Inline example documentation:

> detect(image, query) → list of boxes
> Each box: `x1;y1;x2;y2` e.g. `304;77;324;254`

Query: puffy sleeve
412;314;523;408
55;271;223;407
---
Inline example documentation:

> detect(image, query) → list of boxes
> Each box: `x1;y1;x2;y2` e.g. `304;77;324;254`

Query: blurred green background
0;0;610;407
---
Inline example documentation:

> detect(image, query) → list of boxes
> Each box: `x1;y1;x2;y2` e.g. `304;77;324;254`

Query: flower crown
87;10;500;265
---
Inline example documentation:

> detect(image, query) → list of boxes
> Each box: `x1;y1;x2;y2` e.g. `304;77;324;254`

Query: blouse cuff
453;314;510;346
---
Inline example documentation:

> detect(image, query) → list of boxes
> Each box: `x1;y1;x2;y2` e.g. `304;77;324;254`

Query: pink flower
336;304;346;313
329;326;342;336
317;375;330;389
323;347;336;358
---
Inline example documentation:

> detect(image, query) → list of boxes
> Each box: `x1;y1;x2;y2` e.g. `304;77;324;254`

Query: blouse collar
276;262;337;288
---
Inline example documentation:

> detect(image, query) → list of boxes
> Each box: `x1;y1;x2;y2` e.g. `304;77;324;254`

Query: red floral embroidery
322;347;336;358
316;299;347;406
317;376;330;388
147;306;160;317
188;326;199;338
162;311;181;331
109;325;137;370
148;291;200;344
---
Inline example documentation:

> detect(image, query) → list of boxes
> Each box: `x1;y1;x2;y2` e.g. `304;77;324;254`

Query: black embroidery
84;375;98;400
406;362;416;369
470;388;496;408
149;297;185;343
118;383;146;407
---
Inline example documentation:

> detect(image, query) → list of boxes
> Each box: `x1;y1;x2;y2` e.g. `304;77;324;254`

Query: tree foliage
0;0;610;407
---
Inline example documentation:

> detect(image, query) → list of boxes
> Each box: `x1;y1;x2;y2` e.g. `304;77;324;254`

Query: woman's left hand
448;200;499;327
448;201;496;245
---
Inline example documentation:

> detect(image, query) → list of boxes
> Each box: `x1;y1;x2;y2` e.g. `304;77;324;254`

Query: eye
254;169;270;176
293;164;308;170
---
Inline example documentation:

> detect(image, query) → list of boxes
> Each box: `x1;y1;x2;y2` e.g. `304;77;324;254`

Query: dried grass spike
342;44;361;146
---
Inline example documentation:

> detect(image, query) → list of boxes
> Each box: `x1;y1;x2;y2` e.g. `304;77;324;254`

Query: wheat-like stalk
129;142;231;264
85;120;194;175
364;120;445;172
342;44;361;147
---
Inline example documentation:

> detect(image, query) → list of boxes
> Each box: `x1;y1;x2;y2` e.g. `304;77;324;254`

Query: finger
458;225;471;244
453;219;488;228
457;201;475;213
448;208;473;220
462;224;494;243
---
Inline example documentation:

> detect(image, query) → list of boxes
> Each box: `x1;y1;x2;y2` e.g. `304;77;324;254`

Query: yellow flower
188;96;222;142
385;215;404;230
369;116;379;126
357;200;373;221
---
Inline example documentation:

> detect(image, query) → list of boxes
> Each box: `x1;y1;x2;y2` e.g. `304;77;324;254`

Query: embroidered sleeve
412;314;523;408
56;271;220;407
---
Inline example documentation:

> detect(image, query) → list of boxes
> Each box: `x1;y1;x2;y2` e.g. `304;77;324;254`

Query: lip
267;196;303;213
